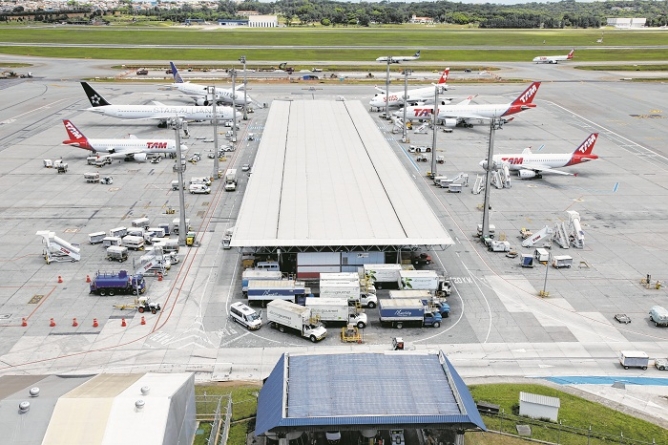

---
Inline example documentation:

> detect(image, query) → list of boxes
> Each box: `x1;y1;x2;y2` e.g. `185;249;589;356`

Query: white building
606;18;647;29
519;391;560;422
248;14;277;27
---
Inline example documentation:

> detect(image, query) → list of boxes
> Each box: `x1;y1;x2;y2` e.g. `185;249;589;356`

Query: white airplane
61;119;188;162
400;81;541;128
533;49;575;64
376;51;421;64
80;82;242;127
480;133;599;179
393;95;476;121
370;68;450;110
168;61;253;106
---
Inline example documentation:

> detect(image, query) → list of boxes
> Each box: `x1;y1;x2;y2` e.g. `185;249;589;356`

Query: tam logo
146;142;168;149
412;108;432;117
388;95;399;102
501;157;524;165
577;134;597;153
65;122;84;140
519;85;537;104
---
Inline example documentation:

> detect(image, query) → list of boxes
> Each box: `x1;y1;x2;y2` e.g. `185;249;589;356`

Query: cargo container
266;300;327;342
131;217;150;229
122;235;145;251
109;227;128;238
619;350;649;370
88;231;106;244
106;245;129;262
102;236;122;248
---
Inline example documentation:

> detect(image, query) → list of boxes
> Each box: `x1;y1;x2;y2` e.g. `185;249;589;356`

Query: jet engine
133;153;148;162
195;97;211;106
442;118;458;127
519;169;537;179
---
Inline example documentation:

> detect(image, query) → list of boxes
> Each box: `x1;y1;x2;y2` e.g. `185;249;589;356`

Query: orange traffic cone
157;272;163;282
121;318;127;327
49;318;56;327
21;318;27;327
86;275;91;283
58;276;63;283
141;316;146;325
72;317;78;327
92;318;99;328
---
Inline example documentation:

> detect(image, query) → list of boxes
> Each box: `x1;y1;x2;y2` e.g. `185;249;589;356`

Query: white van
229;302;262;330
190;176;212;186
649;306;668;327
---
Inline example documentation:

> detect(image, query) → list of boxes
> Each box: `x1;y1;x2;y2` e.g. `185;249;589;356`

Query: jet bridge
35;230;81;264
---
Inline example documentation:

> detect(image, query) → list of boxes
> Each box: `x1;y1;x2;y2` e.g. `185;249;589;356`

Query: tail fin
170;62;184;83
414;51;421;58
62;120;86;142
80;82;111;107
574;133;598;156
511;81;541;106
567;49;575;59
437;68;449;84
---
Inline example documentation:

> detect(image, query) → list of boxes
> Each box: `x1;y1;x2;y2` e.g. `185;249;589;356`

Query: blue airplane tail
170;62;185;83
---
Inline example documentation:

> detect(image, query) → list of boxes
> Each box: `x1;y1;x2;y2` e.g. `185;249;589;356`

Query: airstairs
567;210;585;249
521;225;554;248
35;231;81;264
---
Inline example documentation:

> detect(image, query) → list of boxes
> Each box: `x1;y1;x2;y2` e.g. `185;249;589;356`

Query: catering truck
378;299;442;329
247;280;310;305
363;264;403;285
319;275;378;308
304;298;368;328
224;169;238;191
242;270;283;295
389;290;450;318
398;270;440;292
266;300;328;342
89;270;146;296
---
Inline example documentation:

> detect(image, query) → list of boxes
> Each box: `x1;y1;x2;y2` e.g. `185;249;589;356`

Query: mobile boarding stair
135;247;169;277
35;230;81;264
567;210;585;249
521;225;554;248
413;122;430;134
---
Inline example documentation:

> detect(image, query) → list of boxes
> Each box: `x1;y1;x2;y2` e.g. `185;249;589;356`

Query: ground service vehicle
247;280;310;305
106;245;129;262
122;235;145;251
90;270;146;296
224;169;238;191
378;299;442;329
189;184;211;194
229;301;263;330
305;298;368;328
389;290;450;318
88;231;106;244
363;263;403;285
266;300;327;342
619;350;649;370
656;358;668;371
136;296;161;314
488;240;511;252
319;278;377;308
649;306;668;327
241;270;283;295
398;270;441;292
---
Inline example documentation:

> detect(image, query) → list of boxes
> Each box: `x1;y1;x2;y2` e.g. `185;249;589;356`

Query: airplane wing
521;164;573;176
456;95;477;106
374;86;388;94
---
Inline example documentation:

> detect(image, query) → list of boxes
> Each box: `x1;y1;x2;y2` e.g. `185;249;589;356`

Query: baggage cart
106;245;129;262
84;172;100;183
552;255;573;268
619;350;649;370
88;231;106;244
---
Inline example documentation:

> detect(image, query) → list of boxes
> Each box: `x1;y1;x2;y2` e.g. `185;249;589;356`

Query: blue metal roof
255;351;486;436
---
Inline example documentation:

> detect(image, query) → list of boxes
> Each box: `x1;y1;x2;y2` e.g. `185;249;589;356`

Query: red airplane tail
511;81;541;106
62;120;92;150
437;68;450;84
567;49;575;59
566;133;599;165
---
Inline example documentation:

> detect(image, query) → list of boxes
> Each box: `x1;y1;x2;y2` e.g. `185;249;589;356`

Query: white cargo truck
398;270;440;292
242;270;283;295
319;279;377;308
266;300;327;342
305;298;368;328
106;245;129;262
224;168;238;191
363;263;403;284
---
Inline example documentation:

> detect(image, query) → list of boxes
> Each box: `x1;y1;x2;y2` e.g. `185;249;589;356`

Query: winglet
80;82;111;107
567;49;575;59
511;81;541;106
170;62;185;83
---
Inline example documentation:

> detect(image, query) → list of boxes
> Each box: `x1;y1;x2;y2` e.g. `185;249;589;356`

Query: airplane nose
180;144;188;151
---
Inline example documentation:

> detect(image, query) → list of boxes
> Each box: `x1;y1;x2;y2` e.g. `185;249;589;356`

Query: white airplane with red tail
480;133;599;179
533;49;575;64
61;119;188;162
369;68;450;109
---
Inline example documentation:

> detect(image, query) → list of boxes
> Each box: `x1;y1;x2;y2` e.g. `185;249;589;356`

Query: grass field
0;26;667;61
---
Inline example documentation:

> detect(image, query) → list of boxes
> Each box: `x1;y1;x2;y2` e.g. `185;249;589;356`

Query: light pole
208;86;219;181
429;84;439;179
401;69;410;143
384;57;391;118
481;119;497;240
231;68;237;143
540;252;551;297
172;118;187;246
239;56;248;120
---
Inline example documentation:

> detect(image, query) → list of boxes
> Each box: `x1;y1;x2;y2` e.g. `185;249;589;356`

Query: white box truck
398;270;440;292
319;279;377;308
266;300;327;342
242;270;283;295
363;263;402;283
619;350;649;370
305;298;368;328
224;169;238;191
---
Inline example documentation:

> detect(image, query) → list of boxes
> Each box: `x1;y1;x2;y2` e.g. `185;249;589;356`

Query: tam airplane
80;82;242;127
61;119;188;162
168;61;253;106
399;82;540;127
533;49;575;64
376;51;421;64
480;133;599;179
370;68;450;109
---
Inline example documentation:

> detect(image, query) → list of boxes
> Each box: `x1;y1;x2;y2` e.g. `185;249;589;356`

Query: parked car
189;184;211;195
656;358;668;371
242;164;251;172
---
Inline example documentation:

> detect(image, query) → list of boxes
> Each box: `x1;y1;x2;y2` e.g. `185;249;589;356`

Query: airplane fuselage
86;105;241;121
533;55;569;64
172;82;251;105
67;138;179;155
370;86;445;108
493;153;577;171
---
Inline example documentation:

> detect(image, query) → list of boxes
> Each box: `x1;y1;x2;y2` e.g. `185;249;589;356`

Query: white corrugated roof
520;391;561;408
232;100;454;248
